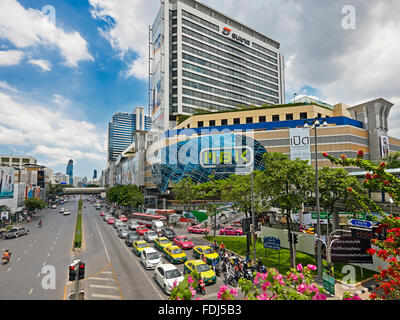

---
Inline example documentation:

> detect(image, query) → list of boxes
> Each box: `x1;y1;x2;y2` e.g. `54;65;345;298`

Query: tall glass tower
66;159;73;185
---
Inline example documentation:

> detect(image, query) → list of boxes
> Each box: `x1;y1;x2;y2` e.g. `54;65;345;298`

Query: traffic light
293;233;298;244
78;262;85;280
69;265;76;281
288;232;292;243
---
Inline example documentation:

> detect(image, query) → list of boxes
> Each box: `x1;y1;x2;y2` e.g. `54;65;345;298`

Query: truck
151;220;164;233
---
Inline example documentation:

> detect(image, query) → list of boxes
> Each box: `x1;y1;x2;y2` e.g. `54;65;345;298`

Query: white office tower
149;0;286;134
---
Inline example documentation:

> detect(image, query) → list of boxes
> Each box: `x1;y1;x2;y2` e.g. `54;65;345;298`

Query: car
143;230;158;243
129;221;141;231
153;237;172;251
160;228;177;241
173;236;194;250
51;205;57;209
132;240;150;256
113;219;123;228
119;215;128;222
107;217;116;225
117;226;130;239
103;214;112;221
154;264;184;294
141;247;162;270
3;227;29;239
188;225;210;234
59;208;65;213
100;211;106;216
192;246;220;265
63;210;71;216
163;245;187;264
219;226;243;236
125;232;140;247
136;225;149;236
115;222;126;231
183;260;217;286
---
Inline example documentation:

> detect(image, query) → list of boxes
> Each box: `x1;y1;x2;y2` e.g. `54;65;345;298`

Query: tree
256;153;315;268
46;183;64;202
382;151;400;169
171;177;198;213
106;185;144;212
25;198;47;213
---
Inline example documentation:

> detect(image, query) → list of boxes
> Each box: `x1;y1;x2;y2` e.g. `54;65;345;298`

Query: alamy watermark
41;264;56;290
341;5;356;30
42;5;56;26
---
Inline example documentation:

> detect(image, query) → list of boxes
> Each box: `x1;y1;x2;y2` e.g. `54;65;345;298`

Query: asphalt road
0;198;78;300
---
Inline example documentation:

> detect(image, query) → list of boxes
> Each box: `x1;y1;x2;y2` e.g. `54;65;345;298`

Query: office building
150;0;285;134
66;159;73;185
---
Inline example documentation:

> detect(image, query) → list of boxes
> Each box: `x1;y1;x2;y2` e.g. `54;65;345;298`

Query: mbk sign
222;27;250;46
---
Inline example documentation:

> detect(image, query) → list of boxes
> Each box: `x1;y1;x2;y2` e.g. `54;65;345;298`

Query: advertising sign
263;236;281;250
349;219;373;229
380;136;390;158
289;128;311;162
0;167;15;199
330;236;373;264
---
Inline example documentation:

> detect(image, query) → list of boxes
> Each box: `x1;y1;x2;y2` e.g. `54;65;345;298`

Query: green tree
46;183;64;202
256;152;315;267
171;177;198;213
382;151;400;169
25;198;47;213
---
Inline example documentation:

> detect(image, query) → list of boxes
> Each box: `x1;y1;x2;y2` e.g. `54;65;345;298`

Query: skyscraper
66;159;73;185
93;169;97;179
108;107;151;162
150;0;286;134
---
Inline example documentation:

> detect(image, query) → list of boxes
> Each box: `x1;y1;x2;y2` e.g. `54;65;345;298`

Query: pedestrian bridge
63;187;106;194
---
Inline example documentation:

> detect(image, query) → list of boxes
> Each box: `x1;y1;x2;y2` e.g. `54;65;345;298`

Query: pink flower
230;288;238;297
172;279;178;288
256;293;270;300
187;275;194;284
261;281;271;292
312;292;327;300
190;286;196;297
307;264;317;271
296;264;303;272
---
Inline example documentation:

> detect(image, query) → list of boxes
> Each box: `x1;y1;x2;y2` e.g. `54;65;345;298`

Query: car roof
188;260;206;265
157;237;169;241
195;245;211;250
142;247;158;253
159;263;179;271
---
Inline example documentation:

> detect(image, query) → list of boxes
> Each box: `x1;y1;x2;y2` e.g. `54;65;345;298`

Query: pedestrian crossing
85;267;123;300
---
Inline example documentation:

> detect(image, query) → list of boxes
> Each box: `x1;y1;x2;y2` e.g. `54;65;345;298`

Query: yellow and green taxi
163;245;187;264
193;246;220;265
153;237;172;252
132;240;150;256
183;260;216;286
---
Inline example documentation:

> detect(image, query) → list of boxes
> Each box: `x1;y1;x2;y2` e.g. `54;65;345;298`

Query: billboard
121;157;135;186
0;167;15;199
380;135;390;158
289;128;311;162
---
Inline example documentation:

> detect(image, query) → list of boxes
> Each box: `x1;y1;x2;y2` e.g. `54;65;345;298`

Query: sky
0;0;399;179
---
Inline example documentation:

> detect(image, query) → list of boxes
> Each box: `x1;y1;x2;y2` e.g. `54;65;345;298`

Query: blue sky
0;0;399;180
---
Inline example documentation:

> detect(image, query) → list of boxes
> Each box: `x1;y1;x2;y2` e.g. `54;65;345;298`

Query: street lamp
304;118;328;282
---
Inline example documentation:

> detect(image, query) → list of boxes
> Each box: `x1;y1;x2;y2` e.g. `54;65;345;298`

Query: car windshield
165;269;181;279
127;234;137;240
204;248;213;254
120;226;128;230
196;264;210;273
137;243;148;248
147;252;160;260
147;232;157;236
171;248;183;255
180;237;190;242
160;239;169;244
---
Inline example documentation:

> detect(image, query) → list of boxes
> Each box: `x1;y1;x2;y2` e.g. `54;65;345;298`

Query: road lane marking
47;253;51;257
16;257;21;261
89;284;118;289
24;250;28;253
101;271;113;274
90;293;121;299
90;277;115;281
37;273;41;278
29;288;33;295
50;246;54;250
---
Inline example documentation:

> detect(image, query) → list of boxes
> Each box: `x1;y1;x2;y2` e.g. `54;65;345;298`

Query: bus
131;212;166;228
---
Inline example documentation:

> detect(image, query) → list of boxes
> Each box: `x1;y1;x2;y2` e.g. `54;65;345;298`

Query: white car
113;219;123;228
51;205;57;209
59;208;65;213
63;210;71;216
129;221;141;231
154;264;184;294
115;223;126;231
141;248;162;270
143;230;158;242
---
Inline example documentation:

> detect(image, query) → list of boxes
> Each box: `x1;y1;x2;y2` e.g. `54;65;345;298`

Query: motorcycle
227;273;238;287
1;253;11;265
197;279;206;295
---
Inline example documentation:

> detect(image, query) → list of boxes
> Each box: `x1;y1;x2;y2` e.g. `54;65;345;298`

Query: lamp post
304;118;328;282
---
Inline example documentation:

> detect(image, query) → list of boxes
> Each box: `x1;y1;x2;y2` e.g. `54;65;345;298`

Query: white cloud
52;94;70;106
28;59;52;71
0;91;107;168
0;49;24;66
0;0;94;67
0;81;18;93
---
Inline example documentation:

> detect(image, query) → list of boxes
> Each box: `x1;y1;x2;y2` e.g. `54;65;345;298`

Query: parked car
107;217;116;225
113;219;123;228
136;225;149;236
141;247;162;270
125;232;140;247
154;264;184;294
160;228;177;241
129;221;141;231
188;225;210;234
103;214;112;221
117;226;130;239
183;260;216;286
192;246;219;265
119;215;128;222
219;226;243;236
163;245;187;264
115;223;126;231
153;237;172;252
143;230;158;243
173;236;194;250
3;227;29;239
132;240;150;256
100;211;106;216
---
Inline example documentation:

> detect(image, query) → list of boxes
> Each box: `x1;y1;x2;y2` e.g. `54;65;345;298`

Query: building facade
150;0;285;134
66;159;73;185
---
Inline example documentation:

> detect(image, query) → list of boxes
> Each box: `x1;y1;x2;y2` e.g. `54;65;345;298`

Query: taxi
183;260;216;286
163;245;187;264
132;240;150;257
153;237;172;251
192;246;220;265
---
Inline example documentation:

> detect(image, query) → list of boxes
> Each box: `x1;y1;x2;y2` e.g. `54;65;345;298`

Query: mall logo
200;146;253;168
222;27;250;46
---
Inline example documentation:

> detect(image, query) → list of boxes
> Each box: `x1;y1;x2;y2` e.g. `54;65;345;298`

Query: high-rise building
108;107;151;162
66;159;73;185
150;0;286;134
93;169;97;179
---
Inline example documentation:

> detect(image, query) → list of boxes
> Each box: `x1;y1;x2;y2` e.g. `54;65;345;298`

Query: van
152;220;164;234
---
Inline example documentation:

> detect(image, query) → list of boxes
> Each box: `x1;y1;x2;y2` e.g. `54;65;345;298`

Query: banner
0;167;15;199
289;128;311;162
380;135;390;158
330;236;373;264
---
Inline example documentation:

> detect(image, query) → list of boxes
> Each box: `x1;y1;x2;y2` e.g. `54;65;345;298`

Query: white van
151;220;164;233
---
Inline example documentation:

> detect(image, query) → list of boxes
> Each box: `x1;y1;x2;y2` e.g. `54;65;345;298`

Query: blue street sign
349;219;373;229
263;236;281;250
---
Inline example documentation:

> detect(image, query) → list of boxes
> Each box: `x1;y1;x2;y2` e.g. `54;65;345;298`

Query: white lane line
7;267;12;272
89;284;118;290
37;273;41;278
90;277;115;281
92;216;111;261
90;293;121;299
101;271;113;274
16;257;21;262
24;250;28;253
29;288;33;295
50;246;54;250
47;253;51;257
